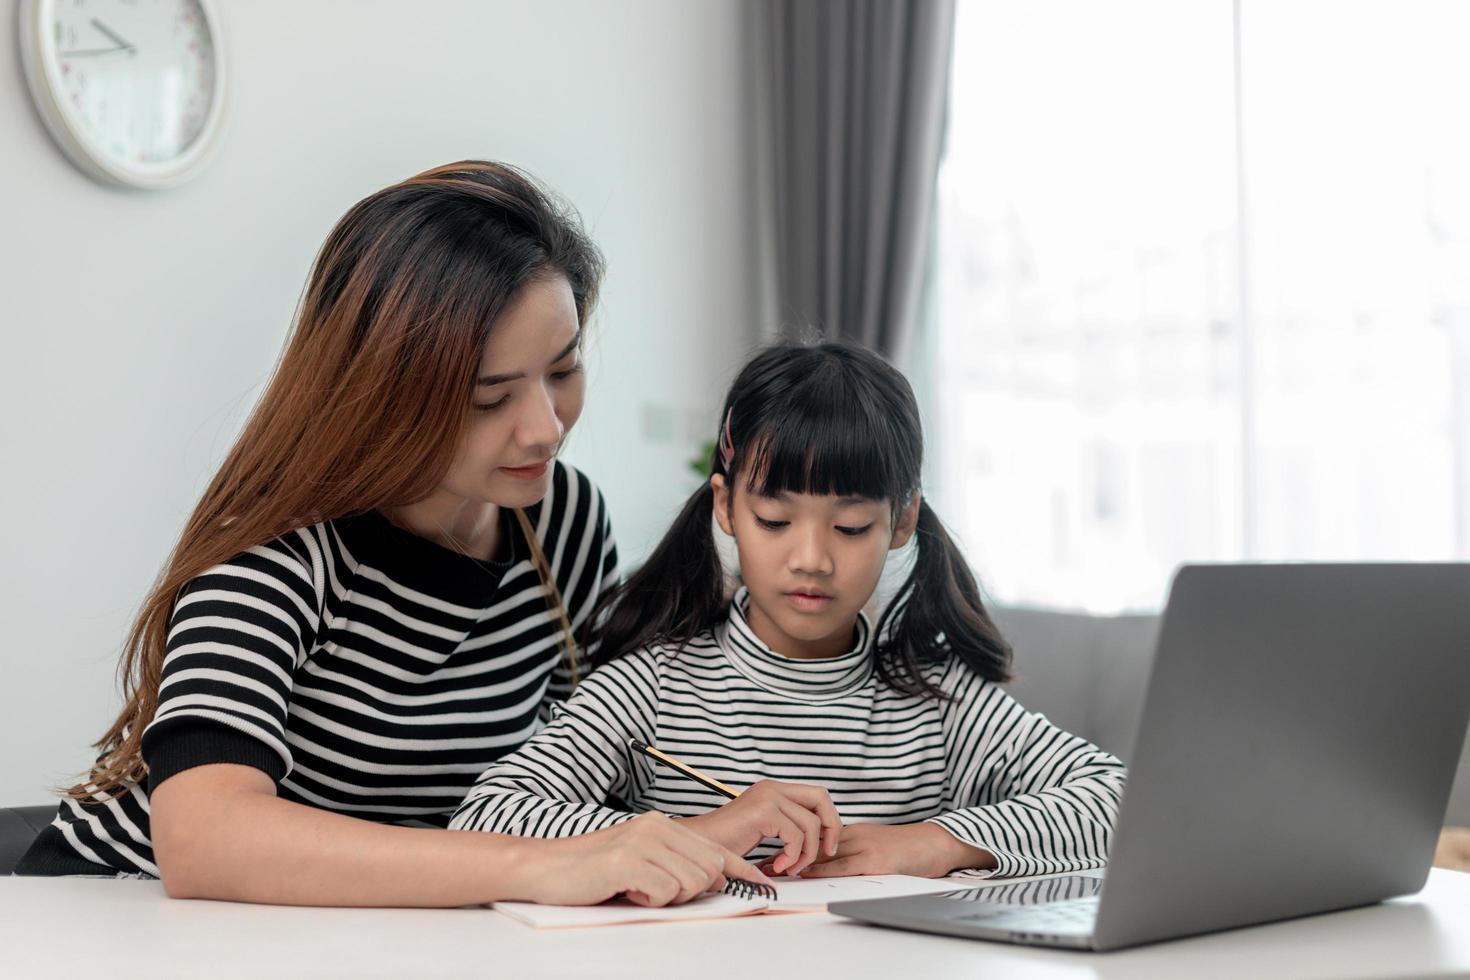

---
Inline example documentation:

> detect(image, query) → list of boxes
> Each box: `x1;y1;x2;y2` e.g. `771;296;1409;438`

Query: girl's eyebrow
769;491;879;506
476;331;582;386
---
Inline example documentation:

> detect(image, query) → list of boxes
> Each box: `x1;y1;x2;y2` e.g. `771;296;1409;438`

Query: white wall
0;0;758;804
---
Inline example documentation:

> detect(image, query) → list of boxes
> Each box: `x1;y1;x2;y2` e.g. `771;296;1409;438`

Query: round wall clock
18;0;227;189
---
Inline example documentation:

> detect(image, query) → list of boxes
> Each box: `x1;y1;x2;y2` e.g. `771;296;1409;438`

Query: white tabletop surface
3;869;1468;979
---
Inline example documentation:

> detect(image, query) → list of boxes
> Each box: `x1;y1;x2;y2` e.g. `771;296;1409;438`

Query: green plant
689;438;716;478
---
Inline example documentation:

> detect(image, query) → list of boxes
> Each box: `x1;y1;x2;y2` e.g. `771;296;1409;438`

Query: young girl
450;341;1126;880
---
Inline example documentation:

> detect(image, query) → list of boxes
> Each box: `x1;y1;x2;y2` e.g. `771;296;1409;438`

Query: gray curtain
754;0;956;365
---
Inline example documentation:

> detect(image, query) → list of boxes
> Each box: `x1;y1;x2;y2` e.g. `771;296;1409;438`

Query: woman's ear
710;474;735;537
890;491;921;550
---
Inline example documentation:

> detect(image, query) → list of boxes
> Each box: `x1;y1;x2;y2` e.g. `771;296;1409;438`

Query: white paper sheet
492;891;766;929
765;874;966;910
491;874;974;928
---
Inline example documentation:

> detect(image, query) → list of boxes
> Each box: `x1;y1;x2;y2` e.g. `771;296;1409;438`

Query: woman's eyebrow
477;331;582;386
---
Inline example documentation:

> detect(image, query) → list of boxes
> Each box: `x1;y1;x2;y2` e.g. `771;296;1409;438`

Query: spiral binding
722;878;779;901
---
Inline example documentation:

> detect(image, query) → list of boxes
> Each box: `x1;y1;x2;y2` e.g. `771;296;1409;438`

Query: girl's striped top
449;589;1127;878
17;461;617;877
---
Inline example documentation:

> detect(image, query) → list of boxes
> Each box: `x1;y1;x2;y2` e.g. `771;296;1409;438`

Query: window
929;0;1470;611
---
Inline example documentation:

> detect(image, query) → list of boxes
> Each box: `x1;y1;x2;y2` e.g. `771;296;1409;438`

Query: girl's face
711;475;918;659
441;274;586;510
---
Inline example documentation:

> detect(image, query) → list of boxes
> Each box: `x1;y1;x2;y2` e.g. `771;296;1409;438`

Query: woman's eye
474;395;510;413
754;516;789;530
551;360;584;381
836;524;874;537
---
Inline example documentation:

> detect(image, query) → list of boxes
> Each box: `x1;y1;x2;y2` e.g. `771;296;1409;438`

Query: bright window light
930;0;1470;612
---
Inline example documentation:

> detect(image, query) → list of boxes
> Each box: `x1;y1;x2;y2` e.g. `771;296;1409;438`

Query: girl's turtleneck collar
715;588;874;700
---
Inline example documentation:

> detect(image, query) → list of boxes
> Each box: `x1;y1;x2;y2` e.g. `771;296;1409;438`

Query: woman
16;161;765;909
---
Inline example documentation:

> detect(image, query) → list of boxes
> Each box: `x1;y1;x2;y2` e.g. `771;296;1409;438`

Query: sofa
992;605;1470;827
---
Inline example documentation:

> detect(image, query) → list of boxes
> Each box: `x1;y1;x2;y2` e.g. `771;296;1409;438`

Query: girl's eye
836;524;874;537
754;516;789;531
473;395;510;413
551;360;584;382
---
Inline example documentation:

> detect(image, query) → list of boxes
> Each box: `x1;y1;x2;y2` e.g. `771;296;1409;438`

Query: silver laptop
830;563;1470;951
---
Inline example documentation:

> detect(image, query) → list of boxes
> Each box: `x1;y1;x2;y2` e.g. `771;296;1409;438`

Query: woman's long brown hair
68;161;604;800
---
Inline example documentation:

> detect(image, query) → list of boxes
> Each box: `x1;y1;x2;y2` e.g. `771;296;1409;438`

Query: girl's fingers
792;787;844;857
798;854;866;878
774;803;819;875
821;816;841;857
781;800;822;871
772;812;805;874
773;841;798;875
806;838;847;865
807;834;857;866
823;823;840;857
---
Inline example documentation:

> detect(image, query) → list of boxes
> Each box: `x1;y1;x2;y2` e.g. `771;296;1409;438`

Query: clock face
41;0;219;178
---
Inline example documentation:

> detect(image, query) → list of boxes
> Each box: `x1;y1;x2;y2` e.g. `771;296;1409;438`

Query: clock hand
89;18;136;53
59;46;134;57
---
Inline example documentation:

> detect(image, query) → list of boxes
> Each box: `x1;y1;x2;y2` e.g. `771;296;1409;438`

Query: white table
3;869;1468;979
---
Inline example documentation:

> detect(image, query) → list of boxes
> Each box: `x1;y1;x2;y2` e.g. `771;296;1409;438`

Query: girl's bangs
741;399;916;504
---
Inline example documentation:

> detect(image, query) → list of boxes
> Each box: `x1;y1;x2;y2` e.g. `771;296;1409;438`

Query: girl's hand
680;780;842;876
797;822;998;879
526;811;772;907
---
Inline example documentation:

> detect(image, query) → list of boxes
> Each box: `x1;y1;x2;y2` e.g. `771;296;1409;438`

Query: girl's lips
786;591;834;613
500;460;549;480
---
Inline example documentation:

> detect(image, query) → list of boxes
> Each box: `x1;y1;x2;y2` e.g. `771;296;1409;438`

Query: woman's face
442;273;585;509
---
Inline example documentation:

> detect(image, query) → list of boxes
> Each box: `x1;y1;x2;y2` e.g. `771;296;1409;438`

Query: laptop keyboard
958;895;1100;934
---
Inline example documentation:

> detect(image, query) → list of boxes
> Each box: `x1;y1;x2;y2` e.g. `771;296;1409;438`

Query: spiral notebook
492;874;968;929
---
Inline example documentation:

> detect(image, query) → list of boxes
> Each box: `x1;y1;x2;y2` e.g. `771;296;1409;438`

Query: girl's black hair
589;340;1012;695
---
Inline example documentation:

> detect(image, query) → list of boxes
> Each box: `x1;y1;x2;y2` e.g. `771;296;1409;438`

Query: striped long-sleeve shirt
449;589;1127;878
17;461;617;878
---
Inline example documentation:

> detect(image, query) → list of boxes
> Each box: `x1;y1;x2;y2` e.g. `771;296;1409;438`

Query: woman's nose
516;383;564;452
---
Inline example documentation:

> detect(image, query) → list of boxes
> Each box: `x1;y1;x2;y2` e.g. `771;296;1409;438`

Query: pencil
629;738;742;799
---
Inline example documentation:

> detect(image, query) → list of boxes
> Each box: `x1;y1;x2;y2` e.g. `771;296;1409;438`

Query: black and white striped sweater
17;461;617;877
449;590;1127;878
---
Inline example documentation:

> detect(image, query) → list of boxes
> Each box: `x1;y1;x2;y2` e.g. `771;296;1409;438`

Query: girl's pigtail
879;498;1013;695
589;480;728;664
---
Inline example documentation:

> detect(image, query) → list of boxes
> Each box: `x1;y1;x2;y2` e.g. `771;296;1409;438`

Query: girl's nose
789;527;835;576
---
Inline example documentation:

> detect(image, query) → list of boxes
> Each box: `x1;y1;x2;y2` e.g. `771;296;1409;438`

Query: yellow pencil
629;738;742;799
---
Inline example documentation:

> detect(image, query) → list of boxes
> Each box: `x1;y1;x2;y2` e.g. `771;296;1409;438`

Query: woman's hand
679;780;842;876
525;812;772;907
798;822;998;879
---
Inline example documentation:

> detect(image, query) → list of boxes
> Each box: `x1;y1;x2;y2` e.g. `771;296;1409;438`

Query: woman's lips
785;591;834;613
500;460;549;480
